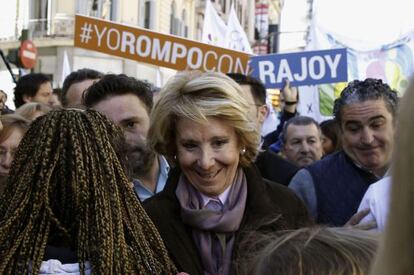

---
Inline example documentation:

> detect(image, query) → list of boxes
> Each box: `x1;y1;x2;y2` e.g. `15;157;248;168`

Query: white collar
199;184;232;208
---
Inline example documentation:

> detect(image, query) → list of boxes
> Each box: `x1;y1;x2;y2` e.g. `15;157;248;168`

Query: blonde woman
144;71;310;275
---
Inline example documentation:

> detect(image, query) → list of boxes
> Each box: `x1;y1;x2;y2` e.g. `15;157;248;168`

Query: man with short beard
83;74;169;201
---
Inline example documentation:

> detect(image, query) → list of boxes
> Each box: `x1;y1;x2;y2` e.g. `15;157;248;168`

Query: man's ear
22;95;32;103
257;104;269;125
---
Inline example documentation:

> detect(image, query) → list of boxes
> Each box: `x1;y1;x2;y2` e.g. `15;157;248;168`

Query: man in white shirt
357;176;391;231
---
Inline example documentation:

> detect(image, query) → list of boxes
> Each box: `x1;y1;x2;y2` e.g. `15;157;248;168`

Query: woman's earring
240;148;246;155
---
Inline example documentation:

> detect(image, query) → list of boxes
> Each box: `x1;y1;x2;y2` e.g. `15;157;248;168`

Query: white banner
59;50;71;87
224;5;253;53
201;0;227;47
313;0;414;51
298;23;414;122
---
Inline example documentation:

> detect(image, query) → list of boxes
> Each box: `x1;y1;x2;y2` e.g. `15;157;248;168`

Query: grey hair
333;78;399;125
281;116;321;144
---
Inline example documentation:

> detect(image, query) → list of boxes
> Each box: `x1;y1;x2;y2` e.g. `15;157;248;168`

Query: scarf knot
176;168;247;275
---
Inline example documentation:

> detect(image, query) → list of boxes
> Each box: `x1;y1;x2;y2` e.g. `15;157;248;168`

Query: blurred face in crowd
24;81;54;106
93;94;155;177
66;79;98;107
0;127;24;177
340;99;395;177
240;84;268;130
50;93;62;107
175;117;240;197
321;134;335;156
282;124;323;167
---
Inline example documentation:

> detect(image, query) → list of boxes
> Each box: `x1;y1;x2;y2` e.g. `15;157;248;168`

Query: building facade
0;0;262;108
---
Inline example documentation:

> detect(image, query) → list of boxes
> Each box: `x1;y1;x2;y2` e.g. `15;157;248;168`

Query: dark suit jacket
255;149;298;186
143;165;310;275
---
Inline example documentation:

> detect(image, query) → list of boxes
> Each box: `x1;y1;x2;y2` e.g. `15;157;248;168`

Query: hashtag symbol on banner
80;23;93;44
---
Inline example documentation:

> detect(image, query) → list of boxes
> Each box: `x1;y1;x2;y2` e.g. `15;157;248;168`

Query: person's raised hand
282;79;298;113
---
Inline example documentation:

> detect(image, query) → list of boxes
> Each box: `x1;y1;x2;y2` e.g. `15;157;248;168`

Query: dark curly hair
333;78;399;125
61;68;103;106
83;74;153;112
227;73;267;105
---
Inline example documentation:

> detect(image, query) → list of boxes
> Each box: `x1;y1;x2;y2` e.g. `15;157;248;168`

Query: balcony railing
0;14;77;42
28;14;74;39
27;18;50;38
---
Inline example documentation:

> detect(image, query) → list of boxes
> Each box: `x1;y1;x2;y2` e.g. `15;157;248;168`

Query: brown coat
143;165;310;275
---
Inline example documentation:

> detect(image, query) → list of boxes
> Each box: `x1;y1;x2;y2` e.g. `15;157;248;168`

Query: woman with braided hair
0;109;177;274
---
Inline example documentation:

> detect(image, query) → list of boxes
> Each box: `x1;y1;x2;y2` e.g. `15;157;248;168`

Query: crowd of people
0;68;411;275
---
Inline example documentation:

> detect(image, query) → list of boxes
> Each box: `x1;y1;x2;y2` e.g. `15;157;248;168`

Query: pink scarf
176;168;247;275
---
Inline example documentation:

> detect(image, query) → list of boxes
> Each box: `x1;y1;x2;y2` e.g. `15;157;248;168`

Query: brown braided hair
0;109;177;274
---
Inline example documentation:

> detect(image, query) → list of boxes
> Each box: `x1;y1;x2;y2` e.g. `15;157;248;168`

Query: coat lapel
158;170;204;275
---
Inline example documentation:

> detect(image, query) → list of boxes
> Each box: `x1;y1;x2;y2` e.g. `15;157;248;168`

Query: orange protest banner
74;15;250;74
